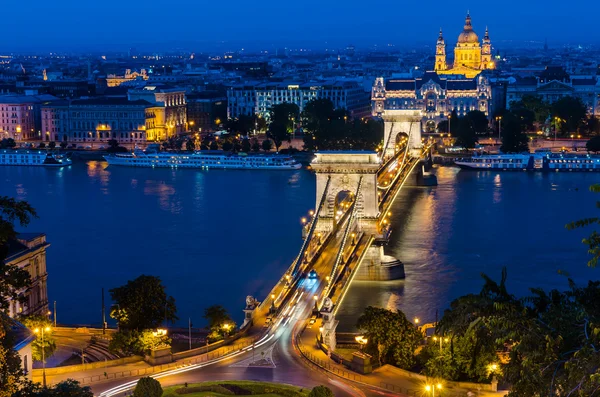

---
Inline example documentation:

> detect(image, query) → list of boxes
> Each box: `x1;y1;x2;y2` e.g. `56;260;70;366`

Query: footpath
296;320;507;397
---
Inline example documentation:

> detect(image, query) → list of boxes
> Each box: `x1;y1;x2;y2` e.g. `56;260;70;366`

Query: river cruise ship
104;151;302;170
455;152;600;172
0;150;72;167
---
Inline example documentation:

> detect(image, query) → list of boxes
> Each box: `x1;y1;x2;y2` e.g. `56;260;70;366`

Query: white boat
0;150;72;167
104;151;303;170
455;152;600;172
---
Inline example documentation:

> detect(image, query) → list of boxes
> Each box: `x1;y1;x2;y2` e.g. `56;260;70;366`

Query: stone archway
311;152;381;236
382;109;423;158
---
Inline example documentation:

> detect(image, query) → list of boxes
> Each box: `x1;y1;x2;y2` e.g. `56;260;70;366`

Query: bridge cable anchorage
290;175;332;278
323;176;364;301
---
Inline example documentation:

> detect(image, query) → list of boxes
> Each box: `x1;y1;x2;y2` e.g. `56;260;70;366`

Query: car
308;270;318;279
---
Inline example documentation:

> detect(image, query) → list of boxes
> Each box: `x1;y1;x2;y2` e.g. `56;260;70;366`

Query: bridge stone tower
311;152;404;280
382;109;423;158
311;152;381;236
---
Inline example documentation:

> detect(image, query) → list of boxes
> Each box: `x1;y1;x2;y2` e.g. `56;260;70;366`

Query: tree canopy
566;184;600;268
454;116;478;149
110;275;177;331
301;99;381;151
586;136;600;153
133;377;163;397
552;96;588;134
356;306;422;369
267;103;299;152
0;197;37;395
500;113;529;153
308;386;334;397
20;315;56;362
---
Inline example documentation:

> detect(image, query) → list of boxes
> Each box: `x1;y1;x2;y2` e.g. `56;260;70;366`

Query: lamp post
355;335;368;351
34;326;51;388
495;116;502;145
425;383;442;397
433;335;450;352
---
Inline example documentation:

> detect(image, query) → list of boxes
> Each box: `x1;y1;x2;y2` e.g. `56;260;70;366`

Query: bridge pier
355;244;405;281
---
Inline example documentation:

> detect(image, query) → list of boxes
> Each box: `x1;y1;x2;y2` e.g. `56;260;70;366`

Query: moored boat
104;151;302;170
455;152;600;172
0;150;72;167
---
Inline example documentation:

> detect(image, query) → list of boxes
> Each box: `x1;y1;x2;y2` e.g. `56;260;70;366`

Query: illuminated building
435;13;495;79
372;72;492;131
128;85;187;140
0;94;60;141
106;69;148;87
227;80;370;119
4;233;50;318
186;93;227;132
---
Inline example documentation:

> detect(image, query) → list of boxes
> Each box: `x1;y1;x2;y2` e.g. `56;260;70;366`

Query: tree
209;140;219;151
200;139;209;151
255;115;267;133
308;386;334;397
251;138;261;153
20;315;56;362
509;95;551;129
261;139;273;152
552;96;587;134
221;139;234;152
133;377;162;397
466;110;489;134
585;116;600;136
586;136;600;153
566;184;600;268
109;329;171;356
203;305;233;330
48;141;56;150
454;117;478;149
106;139;127;154
0;197;37;396
15;379;93;397
500;113;529;153
356;306;422;369
38;142;46;149
241;138;251;153
437;120;449;134
268;103;299;152
109;275;177;331
185;139;195;152
59;141;68;150
0;138;16;149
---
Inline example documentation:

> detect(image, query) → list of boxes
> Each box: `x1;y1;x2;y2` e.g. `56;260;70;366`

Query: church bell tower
481;27;493;69
435;28;447;72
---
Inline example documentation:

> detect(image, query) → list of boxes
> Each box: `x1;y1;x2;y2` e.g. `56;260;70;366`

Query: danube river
1;162;598;329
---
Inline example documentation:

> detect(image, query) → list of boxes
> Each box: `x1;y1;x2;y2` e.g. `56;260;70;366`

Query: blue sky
4;0;598;51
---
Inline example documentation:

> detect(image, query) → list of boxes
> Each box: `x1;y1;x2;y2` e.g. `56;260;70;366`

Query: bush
134;377;162;397
176;385;234;395
308;386;334;397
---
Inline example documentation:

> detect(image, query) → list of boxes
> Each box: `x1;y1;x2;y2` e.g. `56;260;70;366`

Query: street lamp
414;317;420;325
355;335;368;351
425;383;442;397
222;323;231;338
495;116;502;144
433;335;450;352
33;326;52;388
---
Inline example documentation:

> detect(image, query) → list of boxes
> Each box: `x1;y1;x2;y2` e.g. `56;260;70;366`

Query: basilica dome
457;13;479;44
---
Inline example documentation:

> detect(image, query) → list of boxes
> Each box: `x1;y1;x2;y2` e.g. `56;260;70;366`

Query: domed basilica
435;13;495;78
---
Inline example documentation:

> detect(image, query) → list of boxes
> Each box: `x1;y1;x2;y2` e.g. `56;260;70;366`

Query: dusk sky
5;0;599;51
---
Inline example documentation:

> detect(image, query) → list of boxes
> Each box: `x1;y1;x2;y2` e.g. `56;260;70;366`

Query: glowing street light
414;317;420;324
425;383;442;397
33;326;52;387
355;335;368;351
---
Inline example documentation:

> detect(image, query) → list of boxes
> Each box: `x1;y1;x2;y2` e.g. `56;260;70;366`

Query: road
93;275;398;397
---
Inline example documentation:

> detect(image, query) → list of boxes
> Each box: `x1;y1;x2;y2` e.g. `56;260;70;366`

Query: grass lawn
162;380;311;397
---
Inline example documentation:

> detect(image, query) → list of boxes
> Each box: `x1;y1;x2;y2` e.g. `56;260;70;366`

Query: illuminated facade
4;233;50;319
435;13;494;79
128;86;187;140
372;72;492;131
0;94;60;140
227;80;371;120
106;69;148;87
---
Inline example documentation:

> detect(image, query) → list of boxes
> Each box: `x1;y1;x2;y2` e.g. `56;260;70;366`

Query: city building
66;97;156;146
435;13;495;79
0;94;60;141
506;66;600;116
3;315;35;378
4;233;50;319
40;100;69;142
128;85;187;140
186;92;227;132
106;69;148;87
227;80;371;120
372;72;492;131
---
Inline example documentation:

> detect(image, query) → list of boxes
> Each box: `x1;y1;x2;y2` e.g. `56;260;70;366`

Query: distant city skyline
3;1;600;52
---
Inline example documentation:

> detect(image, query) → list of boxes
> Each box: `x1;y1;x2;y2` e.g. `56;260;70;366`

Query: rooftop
71;97;153;107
